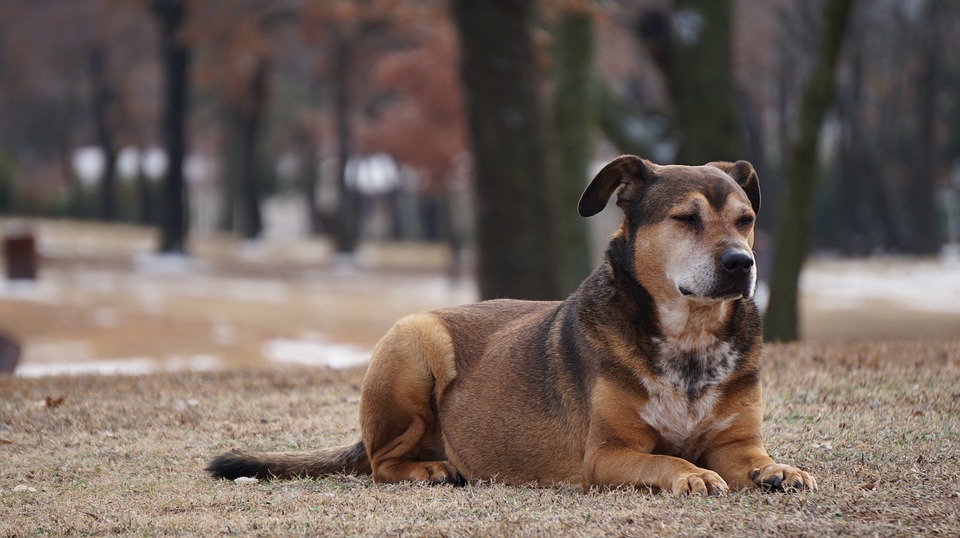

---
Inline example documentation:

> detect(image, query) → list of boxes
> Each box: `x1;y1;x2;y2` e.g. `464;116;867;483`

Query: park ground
1;219;959;535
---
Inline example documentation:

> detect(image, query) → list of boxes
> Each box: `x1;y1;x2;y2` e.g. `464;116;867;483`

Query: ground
2;340;959;536
1;220;960;535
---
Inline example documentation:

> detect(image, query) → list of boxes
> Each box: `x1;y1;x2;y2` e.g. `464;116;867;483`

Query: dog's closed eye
671;213;702;228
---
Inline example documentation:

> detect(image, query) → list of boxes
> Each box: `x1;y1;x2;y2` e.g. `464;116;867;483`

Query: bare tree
764;0;856;342
451;0;562;300
638;0;743;164
906;0;944;254
152;0;190;254
551;4;597;294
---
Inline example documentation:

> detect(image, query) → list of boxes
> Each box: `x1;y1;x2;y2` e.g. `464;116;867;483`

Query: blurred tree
906;0;944;254
638;0;743;164
330;25;361;253
188;1;295;240
152;0;190;253
551;2;597;294
299;1;413;254
359;17;468;254
361;21;465;197
765;0;855;342
0;0;157;220
596;83;669;159
88;47;119;221
452;0;562;300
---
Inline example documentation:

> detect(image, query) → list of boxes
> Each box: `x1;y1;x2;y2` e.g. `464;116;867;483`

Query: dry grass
2;339;959;537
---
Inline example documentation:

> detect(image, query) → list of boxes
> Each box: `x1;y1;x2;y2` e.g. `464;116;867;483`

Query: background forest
0;0;958;342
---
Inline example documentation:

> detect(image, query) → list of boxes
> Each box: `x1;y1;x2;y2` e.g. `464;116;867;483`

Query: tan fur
207;156;816;495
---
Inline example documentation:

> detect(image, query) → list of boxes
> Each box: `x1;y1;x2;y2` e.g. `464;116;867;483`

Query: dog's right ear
578;155;657;217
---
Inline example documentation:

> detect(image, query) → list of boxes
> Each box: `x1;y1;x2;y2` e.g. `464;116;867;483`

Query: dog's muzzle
675;248;758;301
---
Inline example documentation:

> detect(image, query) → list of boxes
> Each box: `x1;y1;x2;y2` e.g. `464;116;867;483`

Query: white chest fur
639;335;741;459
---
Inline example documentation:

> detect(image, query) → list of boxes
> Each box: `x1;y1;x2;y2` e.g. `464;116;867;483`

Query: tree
152;0;190;254
764;0;856;342
905;0;944;254
637;0;743;164
551;3;597;294
188;1;294;240
88;47;119;221
452;0;562;300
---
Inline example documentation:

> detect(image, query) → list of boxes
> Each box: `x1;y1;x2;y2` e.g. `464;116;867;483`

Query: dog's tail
206;440;370;480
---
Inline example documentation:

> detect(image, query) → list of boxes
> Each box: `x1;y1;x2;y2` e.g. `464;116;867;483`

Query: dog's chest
651;335;739;398
639;336;740;457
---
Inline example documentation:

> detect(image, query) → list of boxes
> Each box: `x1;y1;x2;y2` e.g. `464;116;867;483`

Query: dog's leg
583;378;728;495
700;388;817;491
584;444;727;496
360;314;462;485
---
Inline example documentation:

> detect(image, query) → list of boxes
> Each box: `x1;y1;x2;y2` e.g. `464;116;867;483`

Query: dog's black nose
720;250;754;274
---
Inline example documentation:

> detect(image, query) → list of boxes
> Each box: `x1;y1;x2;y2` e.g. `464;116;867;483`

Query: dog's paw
671;469;728;496
420;461;466;486
750;464;817;492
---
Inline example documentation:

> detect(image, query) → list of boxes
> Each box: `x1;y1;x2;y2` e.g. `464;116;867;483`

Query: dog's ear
578;155;657;217
708;160;761;213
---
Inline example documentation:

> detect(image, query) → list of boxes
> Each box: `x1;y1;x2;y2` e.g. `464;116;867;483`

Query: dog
207;156;817;495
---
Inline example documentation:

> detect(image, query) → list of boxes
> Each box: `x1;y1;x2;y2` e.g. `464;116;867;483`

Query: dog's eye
737;215;755;228
671;214;701;227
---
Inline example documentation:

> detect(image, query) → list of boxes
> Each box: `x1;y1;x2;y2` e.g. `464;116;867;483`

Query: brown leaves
45;395;66;408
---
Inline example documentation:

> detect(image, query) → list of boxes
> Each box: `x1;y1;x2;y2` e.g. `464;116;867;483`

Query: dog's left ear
708;160;761;213
578;155;657;217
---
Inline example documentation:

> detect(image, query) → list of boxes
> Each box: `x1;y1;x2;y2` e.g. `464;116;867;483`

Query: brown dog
207;156;816;495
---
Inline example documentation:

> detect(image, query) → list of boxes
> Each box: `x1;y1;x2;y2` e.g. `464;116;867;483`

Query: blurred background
0;0;958;376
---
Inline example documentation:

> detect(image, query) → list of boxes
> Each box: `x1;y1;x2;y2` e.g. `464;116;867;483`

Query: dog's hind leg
359;313;462;484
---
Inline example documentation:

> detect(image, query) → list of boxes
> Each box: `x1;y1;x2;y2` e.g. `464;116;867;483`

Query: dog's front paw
750;464;817;492
671;469;728;496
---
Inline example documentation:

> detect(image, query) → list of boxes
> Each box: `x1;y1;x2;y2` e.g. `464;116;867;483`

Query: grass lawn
2;339;959;536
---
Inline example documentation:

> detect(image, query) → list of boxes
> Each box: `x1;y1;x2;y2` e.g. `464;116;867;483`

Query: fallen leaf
13;485;37;493
45;396;65;408
0;439;12;445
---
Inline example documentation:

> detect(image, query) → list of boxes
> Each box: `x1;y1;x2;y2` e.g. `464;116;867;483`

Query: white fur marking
639;336;742;460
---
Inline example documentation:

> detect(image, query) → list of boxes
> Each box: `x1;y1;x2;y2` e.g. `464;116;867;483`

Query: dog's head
579;155;760;303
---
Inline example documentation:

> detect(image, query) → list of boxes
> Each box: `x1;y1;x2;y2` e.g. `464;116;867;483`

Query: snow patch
262;338;370;369
802;259;960;313
16;354;222;378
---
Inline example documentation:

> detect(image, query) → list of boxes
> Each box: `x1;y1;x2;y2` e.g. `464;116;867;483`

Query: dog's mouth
678;282;751;301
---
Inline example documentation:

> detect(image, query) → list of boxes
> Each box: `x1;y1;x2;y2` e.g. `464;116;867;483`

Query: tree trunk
452;0;562;300
551;6;596;294
764;0;855;342
88;48;118;222
219;108;237;233
153;0;190;254
638;0;742;165
234;59;269;240
332;32;362;254
905;0;943;254
135;155;154;225
295;124;323;235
